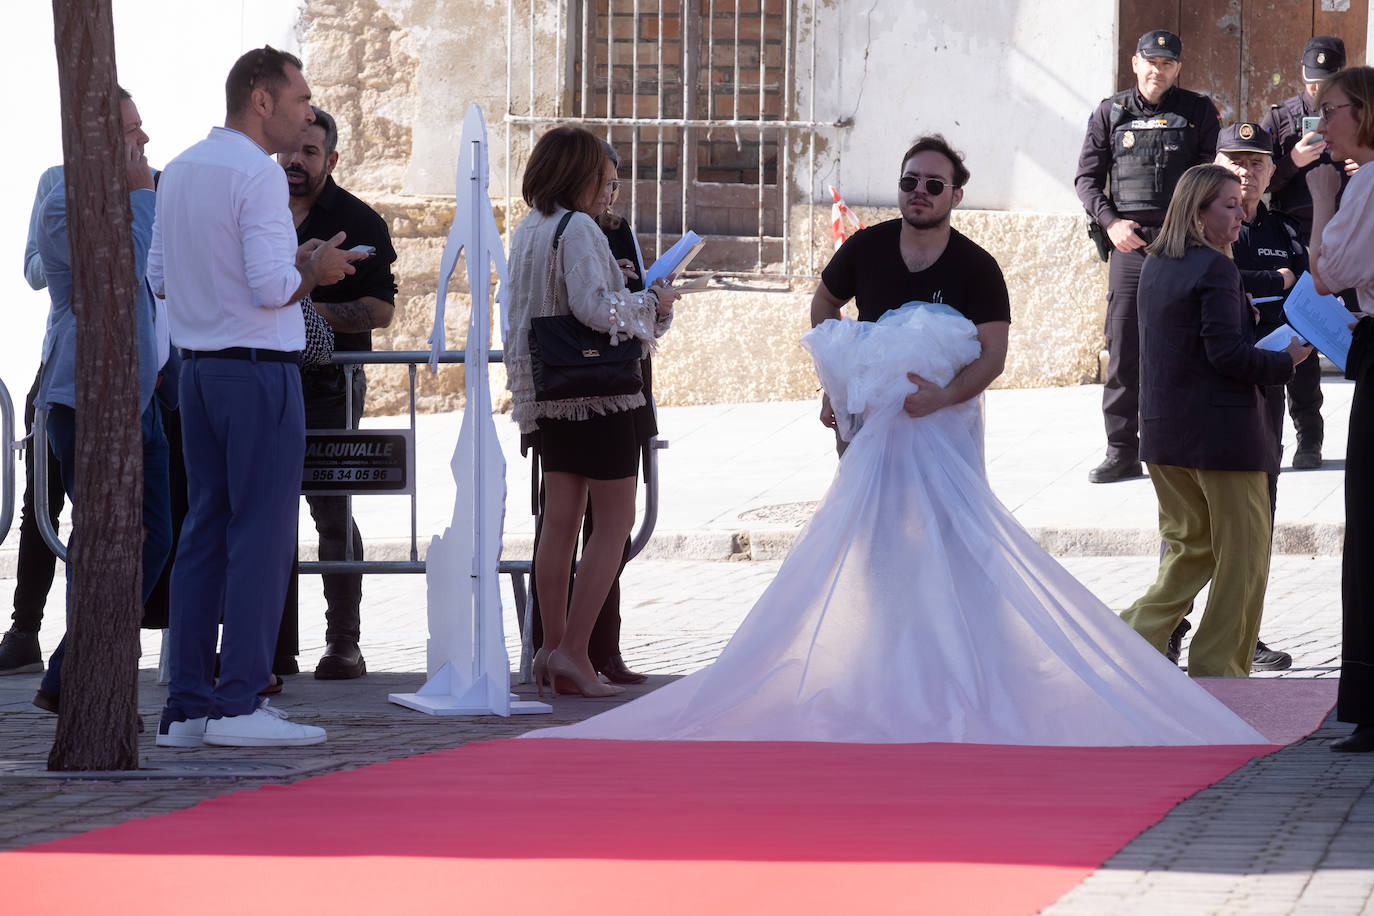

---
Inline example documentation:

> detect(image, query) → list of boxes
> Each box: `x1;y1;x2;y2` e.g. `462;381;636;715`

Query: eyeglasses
1319;102;1355;119
898;175;950;195
607;179;620;193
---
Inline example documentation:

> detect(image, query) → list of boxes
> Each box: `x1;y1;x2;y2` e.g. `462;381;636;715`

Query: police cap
1302;36;1346;82
1136;30;1181;62
1217;122;1273;156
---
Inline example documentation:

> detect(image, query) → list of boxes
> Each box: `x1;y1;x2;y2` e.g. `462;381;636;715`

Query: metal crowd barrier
28;349;665;679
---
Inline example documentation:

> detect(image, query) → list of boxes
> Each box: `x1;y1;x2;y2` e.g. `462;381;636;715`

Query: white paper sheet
1255;324;1307;351
644;230;705;287
1283;272;1353;371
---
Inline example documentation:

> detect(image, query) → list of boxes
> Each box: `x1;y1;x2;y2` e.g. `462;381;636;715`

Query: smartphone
349;244;375;256
1302;116;1322;140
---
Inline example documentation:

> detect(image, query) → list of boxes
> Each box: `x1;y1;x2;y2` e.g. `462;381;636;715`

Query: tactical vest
1268;94;1316;217
1108;88;1212;214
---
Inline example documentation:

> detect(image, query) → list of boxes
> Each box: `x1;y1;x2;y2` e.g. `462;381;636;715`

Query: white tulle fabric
528;304;1267;746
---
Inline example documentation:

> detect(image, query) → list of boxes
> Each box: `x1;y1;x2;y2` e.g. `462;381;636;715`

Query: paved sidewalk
0;383;1370;913
0;381;1354;577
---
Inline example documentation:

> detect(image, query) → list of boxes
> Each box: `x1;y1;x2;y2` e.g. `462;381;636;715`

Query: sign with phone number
301;429;414;496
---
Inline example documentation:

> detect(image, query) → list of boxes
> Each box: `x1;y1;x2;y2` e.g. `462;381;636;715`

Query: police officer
1208;121;1300;672
1259;35;1348;469
1076;29;1220;483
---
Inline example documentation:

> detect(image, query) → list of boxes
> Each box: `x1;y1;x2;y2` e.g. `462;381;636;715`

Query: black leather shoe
1331;723;1374;753
32;687;144;731
273;656;300;676
1088;457;1144;484
1166;618;1191;665
599;654;648;685
0;628;43;676
1291;446;1322;470
1252;640;1292;672
32;688;59;714
314;641;367;679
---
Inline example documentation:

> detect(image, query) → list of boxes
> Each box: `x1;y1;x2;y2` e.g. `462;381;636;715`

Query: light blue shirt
147;126;305;351
24;165;64;291
36;182;163;412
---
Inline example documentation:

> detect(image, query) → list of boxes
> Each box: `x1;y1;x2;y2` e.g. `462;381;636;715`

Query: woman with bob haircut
504;126;679;698
1307;65;1374;752
1119;164;1309;677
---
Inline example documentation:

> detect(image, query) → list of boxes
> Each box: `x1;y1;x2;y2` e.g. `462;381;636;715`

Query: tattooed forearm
313;297;395;333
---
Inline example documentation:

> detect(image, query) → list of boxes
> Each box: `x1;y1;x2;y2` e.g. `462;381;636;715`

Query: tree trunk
47;0;144;771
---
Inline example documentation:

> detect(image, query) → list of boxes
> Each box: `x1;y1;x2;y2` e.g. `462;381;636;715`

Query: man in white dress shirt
148;46;363;748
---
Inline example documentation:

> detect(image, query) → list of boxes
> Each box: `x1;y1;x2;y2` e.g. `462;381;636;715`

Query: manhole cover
737;501;818;526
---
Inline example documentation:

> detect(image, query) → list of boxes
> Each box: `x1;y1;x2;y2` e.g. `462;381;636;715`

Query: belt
182;347;302;364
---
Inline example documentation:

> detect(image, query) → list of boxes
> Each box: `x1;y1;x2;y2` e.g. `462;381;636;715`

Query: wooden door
1117;0;1367;122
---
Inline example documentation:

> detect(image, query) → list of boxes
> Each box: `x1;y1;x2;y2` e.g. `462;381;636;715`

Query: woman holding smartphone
1306;66;1374;753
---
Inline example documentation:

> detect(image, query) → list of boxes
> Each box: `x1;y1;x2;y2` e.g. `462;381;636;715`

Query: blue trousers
166;356;304;719
41;399;173;694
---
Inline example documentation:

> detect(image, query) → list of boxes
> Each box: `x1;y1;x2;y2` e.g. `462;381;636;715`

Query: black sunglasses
898;175;950;195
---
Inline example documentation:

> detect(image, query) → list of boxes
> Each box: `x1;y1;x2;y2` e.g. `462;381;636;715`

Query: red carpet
2;679;1336;916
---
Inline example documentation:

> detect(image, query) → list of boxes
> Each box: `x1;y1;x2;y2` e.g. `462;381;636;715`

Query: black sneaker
1253;640;1292;672
1166;618;1191;665
1088;457;1144;484
0;629;43;676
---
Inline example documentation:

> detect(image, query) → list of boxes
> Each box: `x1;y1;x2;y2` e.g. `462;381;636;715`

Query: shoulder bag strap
539;210;577;319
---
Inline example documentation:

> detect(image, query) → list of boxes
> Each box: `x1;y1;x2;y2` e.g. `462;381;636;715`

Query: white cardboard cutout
390;103;548;716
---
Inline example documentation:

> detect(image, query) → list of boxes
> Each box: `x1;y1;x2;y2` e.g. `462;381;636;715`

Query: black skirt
537;408;641;480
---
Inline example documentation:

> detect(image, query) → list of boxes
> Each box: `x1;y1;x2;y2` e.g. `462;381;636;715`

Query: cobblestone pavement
1;556;1370;913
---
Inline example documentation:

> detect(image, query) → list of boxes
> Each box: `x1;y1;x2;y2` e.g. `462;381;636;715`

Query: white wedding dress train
528;304;1267;746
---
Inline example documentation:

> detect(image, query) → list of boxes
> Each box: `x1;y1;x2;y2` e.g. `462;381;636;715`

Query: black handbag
528;211;644;402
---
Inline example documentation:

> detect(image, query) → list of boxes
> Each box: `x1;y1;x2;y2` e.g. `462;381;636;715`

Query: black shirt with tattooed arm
295;175;398;396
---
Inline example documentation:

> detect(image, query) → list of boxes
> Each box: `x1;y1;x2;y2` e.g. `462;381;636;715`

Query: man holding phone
277;105;398;681
1261;35;1350;469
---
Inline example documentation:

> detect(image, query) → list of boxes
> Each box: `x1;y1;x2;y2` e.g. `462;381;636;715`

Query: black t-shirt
295;176;398;399
821;219;1011;324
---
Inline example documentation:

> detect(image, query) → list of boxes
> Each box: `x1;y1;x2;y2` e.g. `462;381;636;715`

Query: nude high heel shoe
532;647;554;698
547;649;626;698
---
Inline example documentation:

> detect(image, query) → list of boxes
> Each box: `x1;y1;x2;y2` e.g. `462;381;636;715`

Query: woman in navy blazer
1121;164;1311;677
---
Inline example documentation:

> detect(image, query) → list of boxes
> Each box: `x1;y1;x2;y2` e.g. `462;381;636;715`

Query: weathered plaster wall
801;0;1113;212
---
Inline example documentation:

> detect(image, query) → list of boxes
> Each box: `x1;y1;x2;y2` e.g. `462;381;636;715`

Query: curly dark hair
899;134;970;188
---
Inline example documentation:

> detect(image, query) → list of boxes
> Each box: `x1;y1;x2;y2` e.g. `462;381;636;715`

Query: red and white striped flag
829;185;864;250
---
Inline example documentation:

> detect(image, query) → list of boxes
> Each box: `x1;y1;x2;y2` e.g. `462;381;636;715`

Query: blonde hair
1317;66;1374;151
1146;164;1240;259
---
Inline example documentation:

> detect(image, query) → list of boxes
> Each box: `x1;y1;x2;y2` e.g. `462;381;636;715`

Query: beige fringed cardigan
504;208;672;434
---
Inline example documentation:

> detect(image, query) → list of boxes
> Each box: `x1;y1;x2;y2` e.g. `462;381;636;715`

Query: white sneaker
155;710;208;748
202;701;326;747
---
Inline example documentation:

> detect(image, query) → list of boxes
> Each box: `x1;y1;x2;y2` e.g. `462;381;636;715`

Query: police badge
1318;51;1327;65
1239;123;1255;140
1123;130;1136;149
